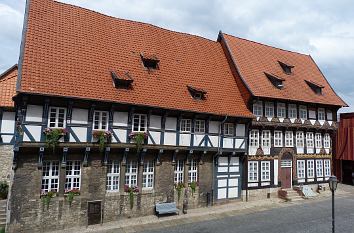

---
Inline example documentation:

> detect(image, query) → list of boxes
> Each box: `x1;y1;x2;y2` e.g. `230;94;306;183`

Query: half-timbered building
8;1;252;232
218;33;347;199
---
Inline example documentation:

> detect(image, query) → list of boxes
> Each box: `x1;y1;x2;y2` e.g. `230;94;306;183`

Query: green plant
92;130;112;153
0;181;9;200
124;185;139;209
175;182;185;202
129;132;148;153
0;227;5;233
189;181;198;196
43;128;68;153
65;189;80;206
41;191;56;209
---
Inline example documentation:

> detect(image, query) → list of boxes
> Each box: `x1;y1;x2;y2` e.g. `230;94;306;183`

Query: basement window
141;53;159;70
305;80;323;95
111;71;133;89
278;61;294;75
264;72;285;89
187;85;207;100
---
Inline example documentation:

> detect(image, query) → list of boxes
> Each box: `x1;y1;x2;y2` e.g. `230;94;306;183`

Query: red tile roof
18;0;252;118
0;65;17;108
222;33;347;107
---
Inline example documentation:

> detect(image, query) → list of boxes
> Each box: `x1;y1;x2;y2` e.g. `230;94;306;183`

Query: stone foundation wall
241;187;279;201
0;145;13;184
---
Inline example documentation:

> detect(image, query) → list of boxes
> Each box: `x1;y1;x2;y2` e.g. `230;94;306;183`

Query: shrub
0;181;9;199
0;227;5;233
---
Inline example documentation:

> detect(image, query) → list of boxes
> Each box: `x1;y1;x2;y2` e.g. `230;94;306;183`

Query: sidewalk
53;185;352;233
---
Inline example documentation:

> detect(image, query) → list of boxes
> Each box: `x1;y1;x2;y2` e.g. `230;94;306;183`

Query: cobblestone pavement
53;184;354;233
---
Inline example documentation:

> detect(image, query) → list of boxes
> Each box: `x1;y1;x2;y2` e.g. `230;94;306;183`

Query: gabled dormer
305;80;324;95
111;71;133;89
278;61;294;75
264;72;284;89
187;85;207;100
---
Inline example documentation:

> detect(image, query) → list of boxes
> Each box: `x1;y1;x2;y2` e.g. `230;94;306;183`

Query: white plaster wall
69;127;87;142
71;108;88;124
23;125;42;142
327;112;333;120
249;146;257;155
148;131;160;145
2;135;13;143
113;112;128;127
179;134;191;146
149;115;161;129
209;135;218;147
25;105;43;122
263;147;270;155
193;134;204;147
165;117;177;130
297;147;304;154
164;132;176;146
236;124;245;136
223;138;233;148
209;121;219;134
307;148;314;154
112;129;127;143
1;111;15;133
309;110;316;119
235;139;245;149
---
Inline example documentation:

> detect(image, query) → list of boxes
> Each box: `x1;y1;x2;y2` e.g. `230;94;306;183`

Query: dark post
329;176;338;233
332;189;335;233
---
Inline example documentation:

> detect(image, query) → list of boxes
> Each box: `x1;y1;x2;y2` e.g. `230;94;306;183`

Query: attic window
264;73;285;89
187;85;207;100
141;53;159;70
305;80;324;95
278;61;294;75
111;71;133;89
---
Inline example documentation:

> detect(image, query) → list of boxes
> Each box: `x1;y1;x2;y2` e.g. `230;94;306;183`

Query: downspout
212;115;228;205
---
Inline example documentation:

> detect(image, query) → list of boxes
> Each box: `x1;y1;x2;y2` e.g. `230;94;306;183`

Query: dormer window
187;85;207;100
141;53;159;70
265;73;284;89
111;71;133;89
305;80;323;95
278;61;294;75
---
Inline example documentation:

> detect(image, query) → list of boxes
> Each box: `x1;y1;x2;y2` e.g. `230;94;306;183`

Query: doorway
88;201;102;225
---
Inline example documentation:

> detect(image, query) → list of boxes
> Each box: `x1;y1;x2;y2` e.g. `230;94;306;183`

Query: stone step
289;197;304;202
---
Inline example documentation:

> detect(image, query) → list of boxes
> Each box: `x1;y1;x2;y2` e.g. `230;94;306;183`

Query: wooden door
88;201;101;225
281;167;291;189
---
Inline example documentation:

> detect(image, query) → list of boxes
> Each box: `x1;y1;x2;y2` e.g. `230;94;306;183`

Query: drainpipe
212;115;228;205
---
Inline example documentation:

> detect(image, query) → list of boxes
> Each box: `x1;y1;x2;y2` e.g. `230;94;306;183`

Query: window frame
253;101;263;117
274;131;283;147
48;107;67;128
223;123;234;136
194;119;205;134
250;130;259;147
296;131;304;148
306;132;314;148
262;130;271;148
261;161;270;181
318;108;325;121
174;160;184;184
65;160;81;191
315;133;322;149
297;160;305;179
299;105;307;120
93;110;109;130
288;104;297;119
285;131;294;147
324;159;331;177
248;161;258;182
132;114;147;132
180;119;192;133
324;133;331;148
106;161;120;192
188;159;198;183
277;103;286;118
316;160;323;177
125;161;138;187
41;161;60;193
265;102;274;118
307;160;315;178
142;160;154;190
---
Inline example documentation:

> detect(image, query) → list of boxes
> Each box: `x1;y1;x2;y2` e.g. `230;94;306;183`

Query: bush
0;227;5;233
0;181;9;199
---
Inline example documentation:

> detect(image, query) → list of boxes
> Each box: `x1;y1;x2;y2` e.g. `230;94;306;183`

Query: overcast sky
1;0;353;112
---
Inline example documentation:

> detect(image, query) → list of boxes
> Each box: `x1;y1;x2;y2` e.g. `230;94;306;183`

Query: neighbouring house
8;0;252;232
0;64;17;183
335;113;354;184
218;33;347;199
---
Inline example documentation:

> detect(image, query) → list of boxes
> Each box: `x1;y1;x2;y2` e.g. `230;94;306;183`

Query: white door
216;156;240;199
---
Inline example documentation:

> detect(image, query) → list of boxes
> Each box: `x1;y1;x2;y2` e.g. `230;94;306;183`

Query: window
132;114;147;132
277;103;286;118
93;111;108;130
299;105;307;120
279;61;294;74
194;120;205;133
253;101;263;117
261;161;270;181
265;102;274;117
306;80;323;95
65;161;81;190
306;132;314;148
262;130;271;147
174;160;184;183
274;131;283;147
141;55;159;69
180;119;192;133
288;104;297;119
48;107;66;128
143;161;154;189
318;108;325;121
296;131;304;148
307;160;314;178
187;86;207;100
265;73;284;89
106;161;120;191
324;159;331;177
324;134;331;148
223;123;234;136
316;160;323;177
297;160;305;179
248;161;258;182
125;161;138;187
188;159;198;183
285;131;293;147
250;130;259;147
41;161;60;193
327;110;333;121
315;133;322;148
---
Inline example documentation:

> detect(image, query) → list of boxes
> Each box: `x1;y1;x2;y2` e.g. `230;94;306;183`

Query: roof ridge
54;0;217;43
222;33;310;57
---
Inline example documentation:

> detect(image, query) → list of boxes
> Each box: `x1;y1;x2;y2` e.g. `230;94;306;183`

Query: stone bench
155;202;179;217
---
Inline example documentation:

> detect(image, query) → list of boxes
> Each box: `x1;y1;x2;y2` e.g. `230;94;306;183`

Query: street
142;194;354;233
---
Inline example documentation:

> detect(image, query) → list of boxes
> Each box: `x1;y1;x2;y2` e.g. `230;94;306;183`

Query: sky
0;0;354;113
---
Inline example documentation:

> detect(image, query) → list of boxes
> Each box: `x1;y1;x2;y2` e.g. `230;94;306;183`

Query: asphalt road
142;194;354;233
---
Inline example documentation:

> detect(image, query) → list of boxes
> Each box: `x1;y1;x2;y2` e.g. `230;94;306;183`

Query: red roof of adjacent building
0;65;17;108
18;0;252;118
222;33;347;107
